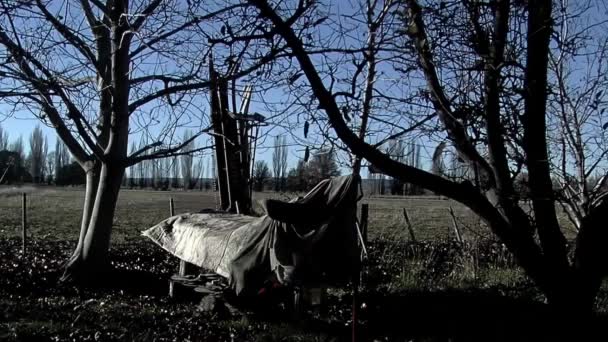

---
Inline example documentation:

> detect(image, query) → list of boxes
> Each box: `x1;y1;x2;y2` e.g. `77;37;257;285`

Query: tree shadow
359;289;607;341
67;269;170;297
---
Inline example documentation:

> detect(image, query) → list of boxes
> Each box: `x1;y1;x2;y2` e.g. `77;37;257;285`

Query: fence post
22;192;27;255
168;197;185;297
168;197;196;298
360;204;368;246
448;206;464;243
402;208;417;243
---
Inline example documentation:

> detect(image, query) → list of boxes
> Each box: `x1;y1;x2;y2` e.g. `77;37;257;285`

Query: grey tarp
142;175;361;295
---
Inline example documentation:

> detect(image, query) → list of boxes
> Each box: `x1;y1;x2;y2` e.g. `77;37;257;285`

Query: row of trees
253;148;340;192
1;121;343;192
0;124;76;185
125;130;212;190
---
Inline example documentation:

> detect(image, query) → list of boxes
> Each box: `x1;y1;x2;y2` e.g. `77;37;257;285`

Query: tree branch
404;0;496;188
248;0;554;294
0;26;104;161
128;47;285;113
129;4;245;58
124;128;212;167
35;0;100;71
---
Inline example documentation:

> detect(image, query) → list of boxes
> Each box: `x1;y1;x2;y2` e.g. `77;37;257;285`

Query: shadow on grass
69;269;170;297
358;289;607;341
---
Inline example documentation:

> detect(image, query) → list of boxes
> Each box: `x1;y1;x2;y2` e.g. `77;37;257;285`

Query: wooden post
360;204;368;244
21;192;26;255
169;197;193;297
448;206;463;243
210;61;231;211
402;208;417;243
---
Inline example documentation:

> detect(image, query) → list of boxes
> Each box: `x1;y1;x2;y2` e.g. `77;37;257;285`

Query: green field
1;186;606;341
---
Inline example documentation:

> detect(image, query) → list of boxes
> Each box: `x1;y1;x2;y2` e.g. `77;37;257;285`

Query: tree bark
62;162;124;283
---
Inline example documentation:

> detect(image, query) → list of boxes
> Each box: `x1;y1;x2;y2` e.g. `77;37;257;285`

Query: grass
0;185;606;341
0;186;218;242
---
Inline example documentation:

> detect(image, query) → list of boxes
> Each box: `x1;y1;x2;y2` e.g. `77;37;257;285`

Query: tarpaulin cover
142;175;361;295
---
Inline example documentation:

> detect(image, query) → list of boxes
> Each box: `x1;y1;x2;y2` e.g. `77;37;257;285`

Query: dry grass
0;186;220;243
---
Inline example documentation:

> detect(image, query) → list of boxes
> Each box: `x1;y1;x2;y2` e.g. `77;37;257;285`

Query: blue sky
0;0;376;177
3;0;606;180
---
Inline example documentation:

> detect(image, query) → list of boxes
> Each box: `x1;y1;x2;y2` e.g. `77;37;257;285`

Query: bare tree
387;140;405;195
46;151;55;184
159;156;171;189
253;160;271;191
10;135;24;162
28;125;47;183
171;156;180;189
272;135;288;191
249;0;608;314
181;130;194;190
0;124;8;150
54;139;70;184
0;0;296;280
548;0;608;231
192;155;204;189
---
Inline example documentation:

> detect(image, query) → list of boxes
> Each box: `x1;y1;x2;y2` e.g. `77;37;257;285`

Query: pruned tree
272;135;288;191
0;0;297;281
249;0;608;315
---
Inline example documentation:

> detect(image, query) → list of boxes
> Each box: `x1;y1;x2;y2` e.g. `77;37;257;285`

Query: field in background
0;185;578;242
1;186;473;242
0;185;586;297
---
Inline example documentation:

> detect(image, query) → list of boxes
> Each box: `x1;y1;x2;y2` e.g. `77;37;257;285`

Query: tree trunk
62;162;125;283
